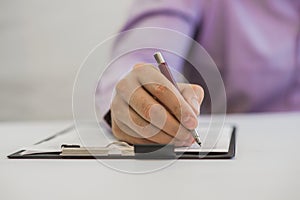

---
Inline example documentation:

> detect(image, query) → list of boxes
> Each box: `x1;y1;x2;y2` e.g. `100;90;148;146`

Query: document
20;122;234;156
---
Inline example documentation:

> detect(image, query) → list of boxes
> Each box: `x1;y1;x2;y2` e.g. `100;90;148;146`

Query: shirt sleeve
96;0;205;119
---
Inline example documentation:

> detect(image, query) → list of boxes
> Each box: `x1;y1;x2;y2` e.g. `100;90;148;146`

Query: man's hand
110;63;204;146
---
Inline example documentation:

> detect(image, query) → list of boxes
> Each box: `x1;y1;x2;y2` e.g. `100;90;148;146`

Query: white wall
0;0;133;121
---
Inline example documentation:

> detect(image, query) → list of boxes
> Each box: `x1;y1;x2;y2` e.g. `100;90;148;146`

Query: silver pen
153;52;201;146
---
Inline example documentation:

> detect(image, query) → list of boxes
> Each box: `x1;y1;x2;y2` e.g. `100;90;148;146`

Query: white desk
0;113;299;200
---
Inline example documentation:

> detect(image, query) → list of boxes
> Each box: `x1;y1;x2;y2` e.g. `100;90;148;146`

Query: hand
110;63;204;146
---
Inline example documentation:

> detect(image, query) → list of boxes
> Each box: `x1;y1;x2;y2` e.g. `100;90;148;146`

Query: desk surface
1;113;299;200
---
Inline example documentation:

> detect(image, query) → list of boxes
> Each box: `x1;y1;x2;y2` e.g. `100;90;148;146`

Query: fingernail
191;97;200;112
183;115;197;129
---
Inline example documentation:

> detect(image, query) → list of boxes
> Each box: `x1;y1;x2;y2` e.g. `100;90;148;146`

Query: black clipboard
7;126;236;160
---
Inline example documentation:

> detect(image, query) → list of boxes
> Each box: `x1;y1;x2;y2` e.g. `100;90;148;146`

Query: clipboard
7;124;236;160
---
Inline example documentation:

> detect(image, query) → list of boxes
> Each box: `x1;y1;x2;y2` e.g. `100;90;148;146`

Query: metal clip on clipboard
61;142;134;157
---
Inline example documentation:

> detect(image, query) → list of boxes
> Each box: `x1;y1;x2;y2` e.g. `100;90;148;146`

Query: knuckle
132;63;155;74
153;84;167;97
133;63;146;69
198;86;204;97
198;87;205;102
193;84;204;97
115;78;128;94
174;105;182;118
132;64;146;73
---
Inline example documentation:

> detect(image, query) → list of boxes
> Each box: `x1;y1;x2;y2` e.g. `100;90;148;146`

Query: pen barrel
158;63;180;91
154;52;202;146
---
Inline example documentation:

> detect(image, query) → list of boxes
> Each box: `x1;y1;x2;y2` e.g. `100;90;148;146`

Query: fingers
112;119;194;146
131;64;198;130
111;63;204;146
111;94;194;142
111;119;153;145
178;83;204;116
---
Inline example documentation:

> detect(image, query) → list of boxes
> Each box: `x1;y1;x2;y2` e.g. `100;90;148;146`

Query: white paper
20;122;234;155
20;122;113;155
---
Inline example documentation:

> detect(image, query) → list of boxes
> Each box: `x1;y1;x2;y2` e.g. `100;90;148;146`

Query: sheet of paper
20;122;113;155
20;122;234;155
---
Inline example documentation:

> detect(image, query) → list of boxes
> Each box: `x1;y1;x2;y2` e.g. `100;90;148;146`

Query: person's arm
96;0;206;145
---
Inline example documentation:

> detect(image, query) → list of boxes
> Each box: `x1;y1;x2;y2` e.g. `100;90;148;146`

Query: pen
153;52;202;146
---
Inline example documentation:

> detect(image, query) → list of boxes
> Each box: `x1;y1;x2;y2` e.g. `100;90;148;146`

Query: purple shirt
96;0;300;116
